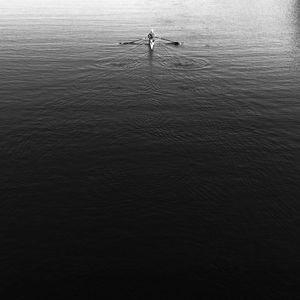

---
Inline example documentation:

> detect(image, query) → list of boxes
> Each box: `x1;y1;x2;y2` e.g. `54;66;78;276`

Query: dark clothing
148;33;154;39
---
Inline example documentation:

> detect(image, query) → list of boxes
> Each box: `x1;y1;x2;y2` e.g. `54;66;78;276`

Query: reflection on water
0;0;299;298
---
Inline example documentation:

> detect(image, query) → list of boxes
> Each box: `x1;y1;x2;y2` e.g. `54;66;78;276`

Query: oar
159;37;182;46
119;38;145;45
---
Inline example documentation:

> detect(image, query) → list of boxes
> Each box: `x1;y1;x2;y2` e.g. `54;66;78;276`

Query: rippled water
1;0;299;298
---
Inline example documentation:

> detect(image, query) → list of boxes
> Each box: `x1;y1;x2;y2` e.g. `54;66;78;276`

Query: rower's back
148;29;155;40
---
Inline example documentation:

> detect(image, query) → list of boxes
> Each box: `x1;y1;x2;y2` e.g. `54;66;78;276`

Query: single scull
119;30;182;50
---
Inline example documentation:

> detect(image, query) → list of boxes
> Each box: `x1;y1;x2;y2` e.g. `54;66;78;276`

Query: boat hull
149;39;155;50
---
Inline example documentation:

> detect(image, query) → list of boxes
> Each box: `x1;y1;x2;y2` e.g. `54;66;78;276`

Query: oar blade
159;37;182;46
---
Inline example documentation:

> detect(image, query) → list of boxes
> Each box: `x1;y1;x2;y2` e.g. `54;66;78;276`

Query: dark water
1;0;300;298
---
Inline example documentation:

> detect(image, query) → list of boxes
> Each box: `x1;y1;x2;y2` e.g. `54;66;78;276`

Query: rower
148;29;155;40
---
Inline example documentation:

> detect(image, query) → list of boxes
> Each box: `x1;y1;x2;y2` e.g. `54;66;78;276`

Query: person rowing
148;29;156;50
148;29;156;40
120;31;181;48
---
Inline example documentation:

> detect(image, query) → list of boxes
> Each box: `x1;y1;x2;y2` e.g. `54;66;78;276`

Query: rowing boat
120;31;181;49
149;38;155;50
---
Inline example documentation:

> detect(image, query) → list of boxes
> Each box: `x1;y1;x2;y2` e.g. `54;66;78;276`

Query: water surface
1;0;299;297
